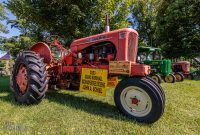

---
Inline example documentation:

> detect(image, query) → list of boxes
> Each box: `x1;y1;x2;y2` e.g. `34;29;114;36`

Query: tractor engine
64;42;116;66
57;42;117;89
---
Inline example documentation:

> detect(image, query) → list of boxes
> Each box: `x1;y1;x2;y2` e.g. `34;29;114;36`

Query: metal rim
16;64;28;95
165;75;173;82
175;74;181;81
120;86;152;117
152;75;159;82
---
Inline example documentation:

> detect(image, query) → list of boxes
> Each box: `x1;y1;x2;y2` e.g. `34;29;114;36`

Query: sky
0;7;20;37
0;0;20;57
0;0;20;38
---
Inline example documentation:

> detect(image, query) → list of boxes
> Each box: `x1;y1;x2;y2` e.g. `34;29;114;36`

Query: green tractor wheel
151;74;162;84
174;72;184;82
164;73;176;83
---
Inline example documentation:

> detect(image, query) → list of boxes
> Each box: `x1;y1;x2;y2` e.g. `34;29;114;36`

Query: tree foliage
155;0;200;58
0;36;33;57
0;3;8;33
1;0;132;57
2;0;199;59
130;0;159;47
6;0;132;44
131;0;200;58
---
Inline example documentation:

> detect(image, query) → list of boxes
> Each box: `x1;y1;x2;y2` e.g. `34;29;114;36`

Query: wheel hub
175;74;181;81
121;86;152;117
152;76;158;81
166;75;173;82
16;64;28;94
131;97;140;105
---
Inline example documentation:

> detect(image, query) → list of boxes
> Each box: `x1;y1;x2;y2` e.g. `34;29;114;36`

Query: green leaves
0;36;34;58
0;3;8;33
130;0;159;47
2;0;199;59
2;0;133;57
155;0;200;58
6;0;132;44
131;0;200;58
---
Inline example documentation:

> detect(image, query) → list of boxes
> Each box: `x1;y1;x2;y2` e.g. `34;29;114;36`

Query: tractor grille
128;32;135;61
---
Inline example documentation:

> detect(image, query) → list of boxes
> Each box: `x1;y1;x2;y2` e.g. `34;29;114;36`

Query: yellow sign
80;68;108;96
107;76;118;87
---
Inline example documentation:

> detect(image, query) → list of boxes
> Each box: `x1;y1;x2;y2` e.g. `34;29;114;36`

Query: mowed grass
0;78;199;135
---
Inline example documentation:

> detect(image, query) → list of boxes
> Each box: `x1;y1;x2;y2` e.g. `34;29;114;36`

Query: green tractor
137;46;184;83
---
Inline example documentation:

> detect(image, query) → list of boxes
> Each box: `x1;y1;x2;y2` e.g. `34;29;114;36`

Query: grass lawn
0;79;199;135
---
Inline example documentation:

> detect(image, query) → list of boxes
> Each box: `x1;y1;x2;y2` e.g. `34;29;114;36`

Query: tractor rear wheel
151;74;162;84
114;77;165;123
11;51;48;104
174;72;184;82
164;73;176;83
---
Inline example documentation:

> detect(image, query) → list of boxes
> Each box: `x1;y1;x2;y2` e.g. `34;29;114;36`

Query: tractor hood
70;28;138;53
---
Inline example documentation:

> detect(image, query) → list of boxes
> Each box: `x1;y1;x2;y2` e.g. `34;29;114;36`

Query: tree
130;0;159;47
6;0;132;45
155;0;200;58
130;0;200;58
0;35;33;57
0;3;8;33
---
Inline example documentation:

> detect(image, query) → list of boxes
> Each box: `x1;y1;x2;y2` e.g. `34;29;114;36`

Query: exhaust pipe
105;13;110;32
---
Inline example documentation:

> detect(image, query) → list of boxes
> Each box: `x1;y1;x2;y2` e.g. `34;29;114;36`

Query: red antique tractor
172;61;193;79
11;22;165;123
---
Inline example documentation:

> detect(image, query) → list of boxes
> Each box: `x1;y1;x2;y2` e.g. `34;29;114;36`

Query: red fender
30;42;52;64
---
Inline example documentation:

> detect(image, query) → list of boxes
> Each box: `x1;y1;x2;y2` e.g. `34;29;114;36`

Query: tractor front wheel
164;73;176;83
114;77;165;123
174;72;184;82
151;74;162;84
11;51;48;104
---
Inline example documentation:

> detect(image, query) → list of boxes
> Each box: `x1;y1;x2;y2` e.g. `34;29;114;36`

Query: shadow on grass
0;89;17;105
45;91;154;126
0;77;159;125
0;89;151;125
46;91;133;122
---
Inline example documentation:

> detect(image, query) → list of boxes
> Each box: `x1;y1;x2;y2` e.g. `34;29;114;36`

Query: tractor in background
11;16;165;123
137;46;184;83
192;58;200;79
172;58;200;80
190;68;200;80
172;61;193;79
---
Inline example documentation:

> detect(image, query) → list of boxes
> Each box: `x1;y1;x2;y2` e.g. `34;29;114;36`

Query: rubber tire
174;72;184;82
151;74;162;84
11;51;48;104
141;77;165;116
164;73;176;83
145;77;165;104
114;77;165;123
187;73;194;80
